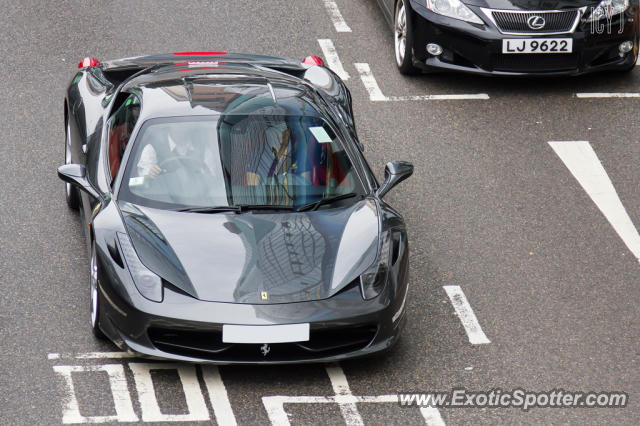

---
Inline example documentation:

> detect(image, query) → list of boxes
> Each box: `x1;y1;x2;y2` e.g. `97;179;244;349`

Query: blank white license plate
502;38;572;54
222;323;310;343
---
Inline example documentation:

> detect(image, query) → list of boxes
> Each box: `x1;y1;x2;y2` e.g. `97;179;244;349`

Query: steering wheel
157;156;209;175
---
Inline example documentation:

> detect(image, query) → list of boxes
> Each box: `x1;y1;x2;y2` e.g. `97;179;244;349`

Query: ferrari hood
119;199;380;304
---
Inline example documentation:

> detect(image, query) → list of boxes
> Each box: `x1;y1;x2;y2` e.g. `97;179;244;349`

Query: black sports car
376;0;639;75
58;52;413;363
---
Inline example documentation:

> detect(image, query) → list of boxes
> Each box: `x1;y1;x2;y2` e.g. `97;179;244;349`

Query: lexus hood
118;199;380;304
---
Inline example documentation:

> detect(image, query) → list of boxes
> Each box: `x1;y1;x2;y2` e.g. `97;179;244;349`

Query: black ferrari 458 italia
58;52;413;363
376;0;639;75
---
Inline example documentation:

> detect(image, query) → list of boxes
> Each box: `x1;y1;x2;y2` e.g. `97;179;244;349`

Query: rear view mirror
376;161;413;199
57;164;99;199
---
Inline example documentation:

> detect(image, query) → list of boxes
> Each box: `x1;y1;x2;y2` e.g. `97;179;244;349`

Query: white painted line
548;141;640;263
47;351;138;360
322;0;352;32
354;63;489;101
576;93;640;98
420;407;447;426
201;365;237;426
129;363;209;422
318;39;350;80
326;364;364;426
443;285;491;345
53;364;138;424
262;394;446;426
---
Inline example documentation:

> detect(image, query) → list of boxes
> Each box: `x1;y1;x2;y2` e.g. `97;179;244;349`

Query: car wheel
65;120;80;210
394;0;418;75
90;242;106;339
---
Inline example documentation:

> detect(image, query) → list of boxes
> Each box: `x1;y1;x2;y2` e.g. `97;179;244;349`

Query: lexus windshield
119;114;364;210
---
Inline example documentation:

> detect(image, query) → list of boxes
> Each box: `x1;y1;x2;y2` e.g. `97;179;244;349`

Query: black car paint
377;0;639;75
61;53;411;363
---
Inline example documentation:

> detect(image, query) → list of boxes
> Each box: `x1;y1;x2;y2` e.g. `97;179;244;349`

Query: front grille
494;53;578;72
148;325;378;361
491;10;578;34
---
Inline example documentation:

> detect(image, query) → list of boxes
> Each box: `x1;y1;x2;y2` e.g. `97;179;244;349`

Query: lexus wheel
394;0;418;75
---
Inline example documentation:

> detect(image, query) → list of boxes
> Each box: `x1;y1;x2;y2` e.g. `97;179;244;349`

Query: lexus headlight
426;0;484;24
587;0;629;21
360;232;392;300
117;232;163;302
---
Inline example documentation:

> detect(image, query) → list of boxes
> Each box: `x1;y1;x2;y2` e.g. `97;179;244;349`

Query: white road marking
420;407;447;426
129;363;209;422
322;0;352;32
318;39;350;80
53;364;138;424
262;364;446;426
354;63;490;101
326;364;364;426
576;93;640;98
548;141;640;263
201;365;237;426
443;285;491;345
47;351;138;360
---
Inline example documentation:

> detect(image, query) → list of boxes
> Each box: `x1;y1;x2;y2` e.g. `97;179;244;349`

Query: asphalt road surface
1;1;639;425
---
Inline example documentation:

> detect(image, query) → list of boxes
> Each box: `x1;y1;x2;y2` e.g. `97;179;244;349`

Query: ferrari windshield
118;114;364;210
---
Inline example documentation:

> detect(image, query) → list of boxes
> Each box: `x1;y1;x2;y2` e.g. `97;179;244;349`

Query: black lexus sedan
376;0;639;75
58;52;413;363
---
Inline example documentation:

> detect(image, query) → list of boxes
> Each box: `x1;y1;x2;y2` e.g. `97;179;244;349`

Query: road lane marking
202;365;238;426
48;351;138;360
443;285;491;345
322;0;352;32
53;364;138;424
576;93;640;98
420;407;447;426
262;364;446;425
326;364;364;426
318;39;350;80
354;63;489;101
129;363;209;422
548;141;640;263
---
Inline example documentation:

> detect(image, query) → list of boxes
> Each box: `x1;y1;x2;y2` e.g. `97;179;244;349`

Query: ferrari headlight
117;232;163;302
360;232;392;300
426;0;483;24
587;0;629;21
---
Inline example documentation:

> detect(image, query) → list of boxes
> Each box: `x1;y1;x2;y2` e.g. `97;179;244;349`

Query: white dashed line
548;141;640;263
322;0;352;32
354;63;489;101
443;285;491;345
129;363;210;422
318;38;350;80
576;93;640;98
53;364;138;424
420;407;447;426
48;351;138;360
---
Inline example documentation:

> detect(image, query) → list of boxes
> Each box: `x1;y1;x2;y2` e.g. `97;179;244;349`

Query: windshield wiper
177;204;295;213
296;193;360;212
176;205;242;213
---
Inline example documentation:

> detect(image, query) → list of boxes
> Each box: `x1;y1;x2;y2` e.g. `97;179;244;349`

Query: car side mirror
57;164;99;199
376;161;414;199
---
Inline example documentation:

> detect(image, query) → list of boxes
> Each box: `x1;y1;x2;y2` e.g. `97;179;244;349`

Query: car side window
108;94;140;181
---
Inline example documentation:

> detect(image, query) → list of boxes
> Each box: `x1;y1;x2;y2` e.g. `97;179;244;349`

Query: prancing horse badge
261;291;268;300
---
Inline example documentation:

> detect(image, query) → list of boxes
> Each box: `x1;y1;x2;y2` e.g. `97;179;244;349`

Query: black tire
90;242;106;339
64;119;80;210
394;0;419;75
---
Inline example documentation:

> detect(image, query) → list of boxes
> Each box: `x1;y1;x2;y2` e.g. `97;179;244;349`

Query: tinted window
108;94;140;180
118;114;363;210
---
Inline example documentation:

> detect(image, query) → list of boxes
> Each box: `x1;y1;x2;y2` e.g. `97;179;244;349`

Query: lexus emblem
527;15;545;30
260;343;271;356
